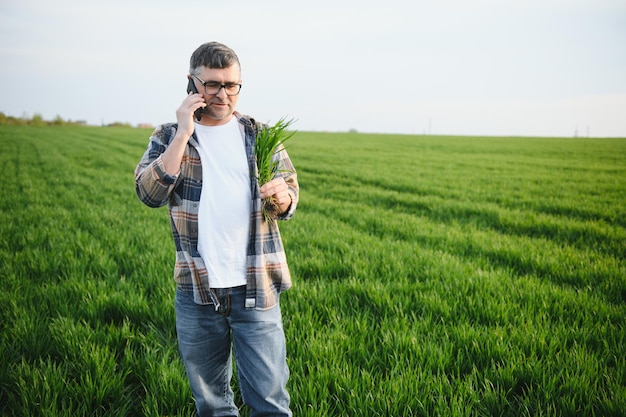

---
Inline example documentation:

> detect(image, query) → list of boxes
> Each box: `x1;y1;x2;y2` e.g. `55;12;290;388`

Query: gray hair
189;42;240;75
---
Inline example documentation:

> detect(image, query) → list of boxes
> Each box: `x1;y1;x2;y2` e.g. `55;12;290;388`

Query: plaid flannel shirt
134;112;298;310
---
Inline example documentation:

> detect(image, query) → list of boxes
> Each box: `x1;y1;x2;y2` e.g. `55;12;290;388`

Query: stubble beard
202;101;233;122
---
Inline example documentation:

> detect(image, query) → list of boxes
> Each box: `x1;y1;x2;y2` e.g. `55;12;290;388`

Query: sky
1;0;625;137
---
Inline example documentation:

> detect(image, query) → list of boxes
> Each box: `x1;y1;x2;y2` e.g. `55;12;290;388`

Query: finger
260;180;287;197
187;96;206;111
192;100;206;111
276;191;290;205
260;186;279;199
261;177;285;190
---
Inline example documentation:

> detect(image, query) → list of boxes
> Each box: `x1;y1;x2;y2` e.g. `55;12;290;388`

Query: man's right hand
176;92;206;139
161;93;206;176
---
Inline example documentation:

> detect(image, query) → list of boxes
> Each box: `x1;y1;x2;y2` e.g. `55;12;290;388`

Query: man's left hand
260;178;292;214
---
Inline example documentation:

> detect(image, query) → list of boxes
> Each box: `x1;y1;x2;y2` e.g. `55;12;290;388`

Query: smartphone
187;78;204;122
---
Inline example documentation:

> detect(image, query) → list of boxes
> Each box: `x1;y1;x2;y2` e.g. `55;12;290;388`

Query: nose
215;86;228;98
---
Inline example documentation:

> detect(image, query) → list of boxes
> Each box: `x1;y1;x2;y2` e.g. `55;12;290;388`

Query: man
135;41;297;417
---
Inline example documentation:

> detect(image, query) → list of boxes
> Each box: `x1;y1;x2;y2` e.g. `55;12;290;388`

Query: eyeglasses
191;75;242;96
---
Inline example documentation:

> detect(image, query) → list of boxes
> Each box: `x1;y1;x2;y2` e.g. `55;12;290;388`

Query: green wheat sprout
254;117;296;223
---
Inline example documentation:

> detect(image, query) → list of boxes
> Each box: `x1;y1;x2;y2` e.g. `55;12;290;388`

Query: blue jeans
175;286;292;417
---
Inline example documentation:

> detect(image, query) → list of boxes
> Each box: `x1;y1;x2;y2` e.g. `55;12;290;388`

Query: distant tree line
0;112;139;128
0;112;86;126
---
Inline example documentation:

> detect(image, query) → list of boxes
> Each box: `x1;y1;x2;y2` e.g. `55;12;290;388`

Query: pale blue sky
1;0;625;136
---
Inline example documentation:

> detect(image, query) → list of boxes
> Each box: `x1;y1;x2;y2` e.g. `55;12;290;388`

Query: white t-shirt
194;117;251;288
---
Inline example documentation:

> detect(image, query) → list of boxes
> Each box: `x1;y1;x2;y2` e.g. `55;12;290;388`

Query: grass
1;125;625;416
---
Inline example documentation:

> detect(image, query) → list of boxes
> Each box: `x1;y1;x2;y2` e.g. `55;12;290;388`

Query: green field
1;125;625;416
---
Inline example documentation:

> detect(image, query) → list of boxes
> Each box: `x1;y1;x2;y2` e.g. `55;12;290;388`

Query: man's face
193;64;241;126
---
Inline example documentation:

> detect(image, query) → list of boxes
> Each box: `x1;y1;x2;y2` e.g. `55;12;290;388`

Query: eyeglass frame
190;74;242;96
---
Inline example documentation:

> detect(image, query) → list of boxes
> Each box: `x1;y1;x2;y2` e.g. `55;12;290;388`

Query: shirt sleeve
275;146;299;221
134;124;179;208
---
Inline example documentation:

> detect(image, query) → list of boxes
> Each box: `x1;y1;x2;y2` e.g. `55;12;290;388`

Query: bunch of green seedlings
254;117;296;223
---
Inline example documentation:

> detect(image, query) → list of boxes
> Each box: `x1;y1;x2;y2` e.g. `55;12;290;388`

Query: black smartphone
187;78;204;122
